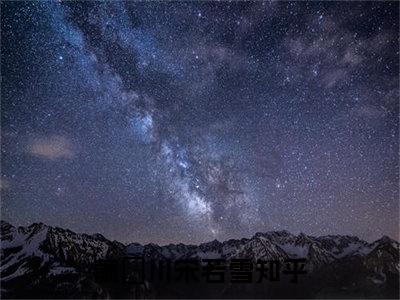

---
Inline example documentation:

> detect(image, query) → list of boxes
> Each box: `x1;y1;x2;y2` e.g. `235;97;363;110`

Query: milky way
1;1;399;244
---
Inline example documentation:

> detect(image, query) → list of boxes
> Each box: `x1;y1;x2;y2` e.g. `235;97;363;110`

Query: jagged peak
298;232;309;238
1;219;12;225
91;233;107;241
26;222;48;235
145;242;161;248
28;222;46;227
372;235;399;246
295;232;314;244
317;234;365;244
0;219;14;229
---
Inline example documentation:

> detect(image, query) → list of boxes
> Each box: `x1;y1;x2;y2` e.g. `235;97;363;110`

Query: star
1;0;398;245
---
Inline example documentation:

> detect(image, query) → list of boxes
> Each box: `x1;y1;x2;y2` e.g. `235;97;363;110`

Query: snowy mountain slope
124;229;398;268
1;220;125;298
1;220;398;298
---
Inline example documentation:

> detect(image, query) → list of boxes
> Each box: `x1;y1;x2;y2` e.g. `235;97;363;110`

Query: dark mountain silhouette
1;221;398;298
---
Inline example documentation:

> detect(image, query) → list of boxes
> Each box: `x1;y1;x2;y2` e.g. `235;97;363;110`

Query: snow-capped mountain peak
1;221;398;298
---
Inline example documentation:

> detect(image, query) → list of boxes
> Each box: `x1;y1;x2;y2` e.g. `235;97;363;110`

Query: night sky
1;1;399;245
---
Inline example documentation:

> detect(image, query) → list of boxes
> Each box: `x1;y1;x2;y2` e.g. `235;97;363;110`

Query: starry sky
1;1;399;245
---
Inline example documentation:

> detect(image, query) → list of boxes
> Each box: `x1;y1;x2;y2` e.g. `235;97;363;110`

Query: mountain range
1;220;399;298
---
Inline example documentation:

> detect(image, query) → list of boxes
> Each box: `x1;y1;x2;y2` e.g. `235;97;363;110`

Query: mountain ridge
2;219;397;248
1;220;399;298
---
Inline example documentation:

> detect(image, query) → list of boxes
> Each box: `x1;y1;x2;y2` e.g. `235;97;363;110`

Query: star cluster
1;1;398;244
